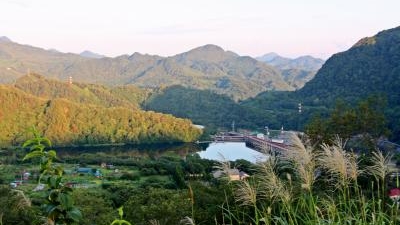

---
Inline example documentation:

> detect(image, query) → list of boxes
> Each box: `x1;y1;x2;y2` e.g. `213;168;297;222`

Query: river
198;142;267;163
56;142;267;163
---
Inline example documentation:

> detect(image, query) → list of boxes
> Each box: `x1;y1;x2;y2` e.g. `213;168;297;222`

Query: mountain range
1;25;399;143
257;53;325;89
0;38;322;100
143;25;400;142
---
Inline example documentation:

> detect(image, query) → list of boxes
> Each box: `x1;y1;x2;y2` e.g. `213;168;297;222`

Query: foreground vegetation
221;134;399;224
1;129;399;224
0;132;233;225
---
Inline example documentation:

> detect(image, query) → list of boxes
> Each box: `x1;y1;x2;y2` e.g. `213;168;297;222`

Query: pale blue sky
0;0;399;59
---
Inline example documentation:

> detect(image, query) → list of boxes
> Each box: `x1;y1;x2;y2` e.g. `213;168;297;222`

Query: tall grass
220;134;400;224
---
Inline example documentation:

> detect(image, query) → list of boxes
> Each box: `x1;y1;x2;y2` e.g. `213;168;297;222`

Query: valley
1;21;400;225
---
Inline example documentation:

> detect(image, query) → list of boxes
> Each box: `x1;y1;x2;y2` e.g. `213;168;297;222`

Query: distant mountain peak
256;52;280;62
48;48;61;53
127;52;162;62
294;55;321;60
0;36;12;43
188;44;225;53
79;50;105;59
256;52;325;88
177;44;238;62
199;44;224;50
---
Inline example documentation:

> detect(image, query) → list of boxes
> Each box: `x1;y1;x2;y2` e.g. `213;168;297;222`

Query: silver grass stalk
257;158;292;203
234;180;258;207
180;216;195;225
213;153;235;181
149;219;161;225
282;133;316;191
365;150;392;181
11;189;31;209
317;136;360;187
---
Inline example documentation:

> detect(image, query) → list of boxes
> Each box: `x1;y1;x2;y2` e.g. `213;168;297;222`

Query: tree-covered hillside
144;86;267;130
14;73;150;109
298;26;400;106
244;26;400;141
144;86;303;130
0;85;202;147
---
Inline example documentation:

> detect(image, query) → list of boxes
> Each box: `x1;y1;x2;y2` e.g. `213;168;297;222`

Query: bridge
212;132;290;154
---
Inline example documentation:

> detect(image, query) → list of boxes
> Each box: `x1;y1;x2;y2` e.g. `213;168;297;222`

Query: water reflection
198;142;268;163
57;143;201;160
55;142;267;164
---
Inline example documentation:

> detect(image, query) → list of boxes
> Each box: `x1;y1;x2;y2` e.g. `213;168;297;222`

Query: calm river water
198;142;267;163
56;142;267;163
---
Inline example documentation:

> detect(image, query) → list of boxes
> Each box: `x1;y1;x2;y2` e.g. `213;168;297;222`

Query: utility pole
298;103;302;131
231;121;235;133
265;126;270;140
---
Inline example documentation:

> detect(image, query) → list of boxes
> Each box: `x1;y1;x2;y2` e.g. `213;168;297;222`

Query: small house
75;167;102;178
213;169;250;181
76;167;93;174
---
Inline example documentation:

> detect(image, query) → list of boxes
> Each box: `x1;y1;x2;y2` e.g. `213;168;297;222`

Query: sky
0;0;399;59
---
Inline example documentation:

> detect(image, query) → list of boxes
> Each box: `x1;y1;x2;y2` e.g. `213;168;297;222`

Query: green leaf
55;166;64;176
58;193;73;209
118;206;124;218
56;176;63;185
22;139;36;148
30;144;44;152
66;207;82;222
47;150;57;159
48;189;59;201
23;151;45;161
44;204;58;216
48;177;58;188
38;137;52;147
111;219;132;225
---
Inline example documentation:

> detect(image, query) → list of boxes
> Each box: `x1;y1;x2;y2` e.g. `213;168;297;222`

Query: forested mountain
12;73;289;133
0;84;202;147
0;40;293;100
2;26;399;142
246;26;400;140
297;27;400;106
144;85;271;130
132;45;292;100
14;73;149;109
257;53;325;89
